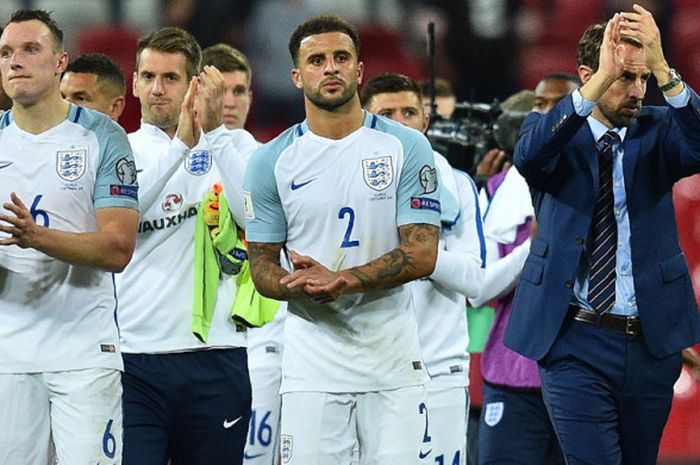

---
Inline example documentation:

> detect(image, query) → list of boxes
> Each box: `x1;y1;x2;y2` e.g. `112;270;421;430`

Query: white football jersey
412;154;485;387
0;105;139;373
244;112;441;393
116;124;256;353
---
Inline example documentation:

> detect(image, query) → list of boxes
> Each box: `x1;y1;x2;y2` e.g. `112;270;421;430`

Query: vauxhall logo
138;206;198;234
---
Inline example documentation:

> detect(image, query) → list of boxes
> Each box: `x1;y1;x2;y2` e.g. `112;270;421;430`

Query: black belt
570;306;641;336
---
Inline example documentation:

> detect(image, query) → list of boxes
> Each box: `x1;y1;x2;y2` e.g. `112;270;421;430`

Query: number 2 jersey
244;112;441;393
0;105;139;373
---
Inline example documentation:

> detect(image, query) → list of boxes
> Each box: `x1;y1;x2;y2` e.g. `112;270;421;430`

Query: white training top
244;112;441;393
116;123;256;353
412;153;485;387
0;105;139;373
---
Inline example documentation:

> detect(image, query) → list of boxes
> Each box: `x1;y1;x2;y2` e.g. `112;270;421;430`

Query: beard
304;78;358;112
142;102;179;130
599;98;642;128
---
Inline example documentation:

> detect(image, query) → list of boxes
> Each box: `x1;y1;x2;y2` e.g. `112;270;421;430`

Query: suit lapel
574;124;599;194
622;124;641;192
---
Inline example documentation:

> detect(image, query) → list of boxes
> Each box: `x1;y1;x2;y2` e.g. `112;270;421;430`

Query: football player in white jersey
202;42;288;465
244;14;441;465
115;27;257;465
361;73;485;465
0;9;139;465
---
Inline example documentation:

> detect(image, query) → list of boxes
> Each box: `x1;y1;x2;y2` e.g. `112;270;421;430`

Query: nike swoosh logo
244;452;266;459
419;449;432;459
136;169;143;173
290;178;315;190
0;161;13;169
223;415;243;429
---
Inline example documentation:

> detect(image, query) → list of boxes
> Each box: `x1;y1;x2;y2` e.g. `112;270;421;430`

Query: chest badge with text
362;156;393;191
56;149;87;182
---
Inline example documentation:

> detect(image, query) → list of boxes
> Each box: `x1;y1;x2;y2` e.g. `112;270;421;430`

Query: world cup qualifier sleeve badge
185;150;212;176
56;149;87;182
362;156;393;191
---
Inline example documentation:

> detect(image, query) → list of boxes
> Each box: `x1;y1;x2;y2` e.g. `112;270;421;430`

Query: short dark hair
65;53;126;96
201;43;252;84
577;21;640;72
289;14;360;66
136;27;201;80
418;78;454;99
5;9;63;51
541;72;582;86
360;73;422;107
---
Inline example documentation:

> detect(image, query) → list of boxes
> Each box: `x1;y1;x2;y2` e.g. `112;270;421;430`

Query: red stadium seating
75;25;141;133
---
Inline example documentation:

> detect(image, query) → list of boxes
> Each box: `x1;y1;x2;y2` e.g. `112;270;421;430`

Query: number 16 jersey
244;112;440;393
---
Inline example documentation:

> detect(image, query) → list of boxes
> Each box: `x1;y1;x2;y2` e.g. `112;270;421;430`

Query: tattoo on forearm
248;242;288;299
346;223;439;292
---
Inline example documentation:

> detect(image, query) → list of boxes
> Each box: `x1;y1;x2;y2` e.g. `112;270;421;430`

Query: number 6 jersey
0;105;139;373
244;112;440;393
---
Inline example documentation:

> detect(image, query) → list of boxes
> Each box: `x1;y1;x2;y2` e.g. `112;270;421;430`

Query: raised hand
619;4;667;73
196;65;225;133
597;13;626;83
176;76;200;148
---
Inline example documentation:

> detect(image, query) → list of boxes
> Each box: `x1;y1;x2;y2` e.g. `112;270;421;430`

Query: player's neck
305;96;364;140
12;91;70;135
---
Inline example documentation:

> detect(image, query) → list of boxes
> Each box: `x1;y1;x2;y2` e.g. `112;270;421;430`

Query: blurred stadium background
1;1;699;463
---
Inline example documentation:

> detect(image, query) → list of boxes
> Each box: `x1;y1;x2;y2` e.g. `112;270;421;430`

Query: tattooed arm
247;241;297;300
343;223;439;292
281;223;439;299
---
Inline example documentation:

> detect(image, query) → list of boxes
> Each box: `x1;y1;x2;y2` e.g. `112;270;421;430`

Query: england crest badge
280;434;293;463
484;401;504;427
186;150;212;175
56;149;87;182
362;156;393;191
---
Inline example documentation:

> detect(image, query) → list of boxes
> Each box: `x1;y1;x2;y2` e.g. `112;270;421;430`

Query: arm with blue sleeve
513;91;593;185
430;170;486;298
661;85;700;178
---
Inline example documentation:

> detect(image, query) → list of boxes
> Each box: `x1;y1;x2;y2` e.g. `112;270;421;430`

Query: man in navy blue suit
505;5;700;465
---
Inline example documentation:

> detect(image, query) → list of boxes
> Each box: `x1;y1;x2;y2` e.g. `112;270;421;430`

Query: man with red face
506;6;700;465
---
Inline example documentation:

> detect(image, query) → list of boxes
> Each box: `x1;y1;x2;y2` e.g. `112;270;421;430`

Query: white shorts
244;364;283;465
280;385;426;465
0;368;122;465
420;383;469;465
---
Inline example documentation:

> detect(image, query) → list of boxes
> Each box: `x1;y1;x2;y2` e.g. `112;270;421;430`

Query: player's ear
56;51;68;75
357;61;364;86
111;96;126;121
132;71;139;98
578;65;594;85
291;68;303;90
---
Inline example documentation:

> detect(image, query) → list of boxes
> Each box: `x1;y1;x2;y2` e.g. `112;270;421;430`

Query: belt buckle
625;317;638;336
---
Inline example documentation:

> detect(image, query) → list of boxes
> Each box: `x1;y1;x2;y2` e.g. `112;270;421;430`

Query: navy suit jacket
505;88;700;360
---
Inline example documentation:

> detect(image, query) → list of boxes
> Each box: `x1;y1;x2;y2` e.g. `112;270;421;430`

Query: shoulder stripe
454;168;487;268
0;110;11;128
73;105;82;123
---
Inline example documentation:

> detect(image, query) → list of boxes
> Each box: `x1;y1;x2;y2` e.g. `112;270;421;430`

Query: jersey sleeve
93;119;139;210
243;144;287;243
430;170;486;298
207;126;259;226
396;132;441;227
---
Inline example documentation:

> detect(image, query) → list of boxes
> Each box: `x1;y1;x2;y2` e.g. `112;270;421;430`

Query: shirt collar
587;116;627;146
